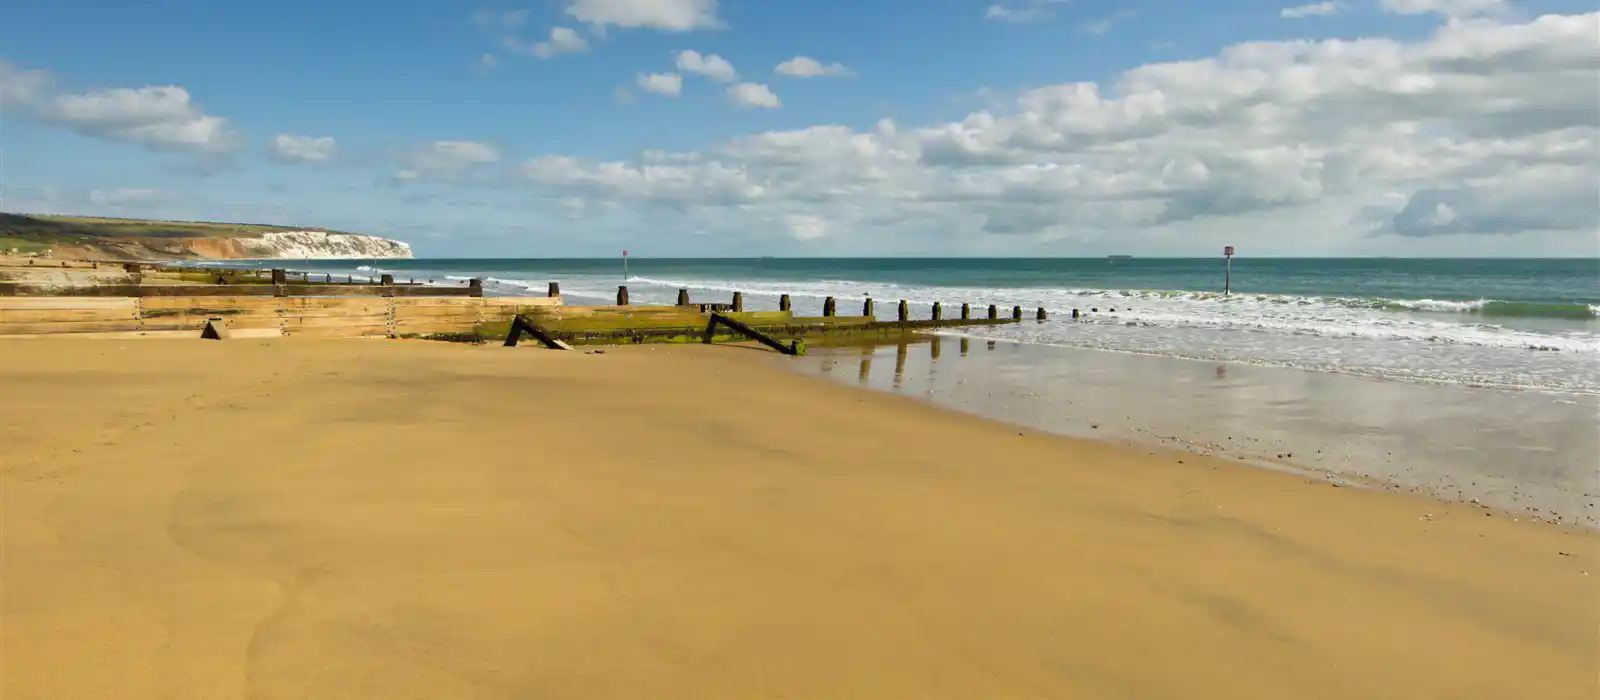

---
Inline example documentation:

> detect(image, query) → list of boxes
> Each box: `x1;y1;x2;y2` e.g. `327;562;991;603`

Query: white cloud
637;72;683;96
1281;2;1342;18
480;53;499;70
675;50;737;82
774;56;853;78
565;0;720;31
0;61;51;110
530;26;589;57
508;12;1599;252
984;0;1069;24
269;134;336;163
728;82;780;109
399;140;500;181
613;86;635;104
5;69;243;154
1380;0;1508;18
2;185;185;219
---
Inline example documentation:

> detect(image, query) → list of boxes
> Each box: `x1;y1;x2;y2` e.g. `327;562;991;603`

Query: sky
1;0;1597;257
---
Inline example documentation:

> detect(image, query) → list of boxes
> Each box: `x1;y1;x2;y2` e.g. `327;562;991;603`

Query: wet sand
2;338;1595;699
799;337;1600;528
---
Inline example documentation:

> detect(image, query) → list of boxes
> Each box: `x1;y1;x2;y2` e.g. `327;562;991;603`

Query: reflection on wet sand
794;335;1599;528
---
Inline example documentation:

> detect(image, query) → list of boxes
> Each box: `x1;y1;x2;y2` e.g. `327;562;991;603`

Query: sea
217;256;1600;525
259;257;1600;395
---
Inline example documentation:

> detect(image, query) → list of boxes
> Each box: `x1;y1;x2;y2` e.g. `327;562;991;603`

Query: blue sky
2;0;1596;256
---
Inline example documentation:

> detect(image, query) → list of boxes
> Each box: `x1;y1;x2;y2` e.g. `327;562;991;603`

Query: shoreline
3;337;1595;698
789;337;1599;529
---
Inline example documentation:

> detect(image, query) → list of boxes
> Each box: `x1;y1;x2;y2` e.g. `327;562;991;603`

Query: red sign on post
1224;246;1235;256
623;249;629;257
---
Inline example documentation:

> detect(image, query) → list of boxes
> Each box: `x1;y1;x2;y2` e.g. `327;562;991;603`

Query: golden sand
2;338;1594;698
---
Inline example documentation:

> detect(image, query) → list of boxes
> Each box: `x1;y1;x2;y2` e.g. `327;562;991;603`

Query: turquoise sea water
239;257;1600;394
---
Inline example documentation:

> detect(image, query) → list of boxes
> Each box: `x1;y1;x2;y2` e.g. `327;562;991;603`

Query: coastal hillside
0;213;413;260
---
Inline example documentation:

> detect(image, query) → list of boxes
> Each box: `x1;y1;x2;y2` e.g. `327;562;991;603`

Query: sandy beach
2;338;1595;699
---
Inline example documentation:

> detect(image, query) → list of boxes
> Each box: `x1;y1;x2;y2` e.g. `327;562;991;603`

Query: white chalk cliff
236;231;414;259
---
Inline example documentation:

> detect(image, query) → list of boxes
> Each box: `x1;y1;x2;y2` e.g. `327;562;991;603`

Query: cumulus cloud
508;12;1599;248
1281;2;1342;18
1;62;242;155
774;56;853;78
398;140;500;181
728;82;780;109
675;50;737;82
528;26;589;57
1;184;183;219
0;61;51;109
566;0;720;31
268;134;336;163
637;72;683;96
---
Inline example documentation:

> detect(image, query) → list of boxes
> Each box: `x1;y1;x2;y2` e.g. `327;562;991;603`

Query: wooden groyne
0;262;1042;348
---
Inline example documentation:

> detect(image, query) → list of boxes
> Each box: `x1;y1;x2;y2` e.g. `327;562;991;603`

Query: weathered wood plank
391;306;486;319
0;309;140;324
138;297;282;311
0;320;146;335
480;296;561;307
286;325;391;339
281;315;391;329
277;298;392;313
0;297;139;310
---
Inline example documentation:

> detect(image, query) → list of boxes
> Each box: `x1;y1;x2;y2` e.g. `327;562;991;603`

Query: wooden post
961;303;970;320
779;294;791;312
1037;307;1048;320
325;274;332;283
823;297;837;317
702;313;801;355
1224;245;1235;296
617;286;629;305
548;281;561;297
1072;308;1080;320
347;275;353;283
200;318;229;340
932;302;943;321
271;268;287;285
897;300;909;322
677;288;691;305
960;337;970;356
931;336;941;359
468;278;484;297
380;274;394;285
731;291;744;312
988;304;998;320
863;298;874;317
505;314;571;349
1013;306;1022;320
